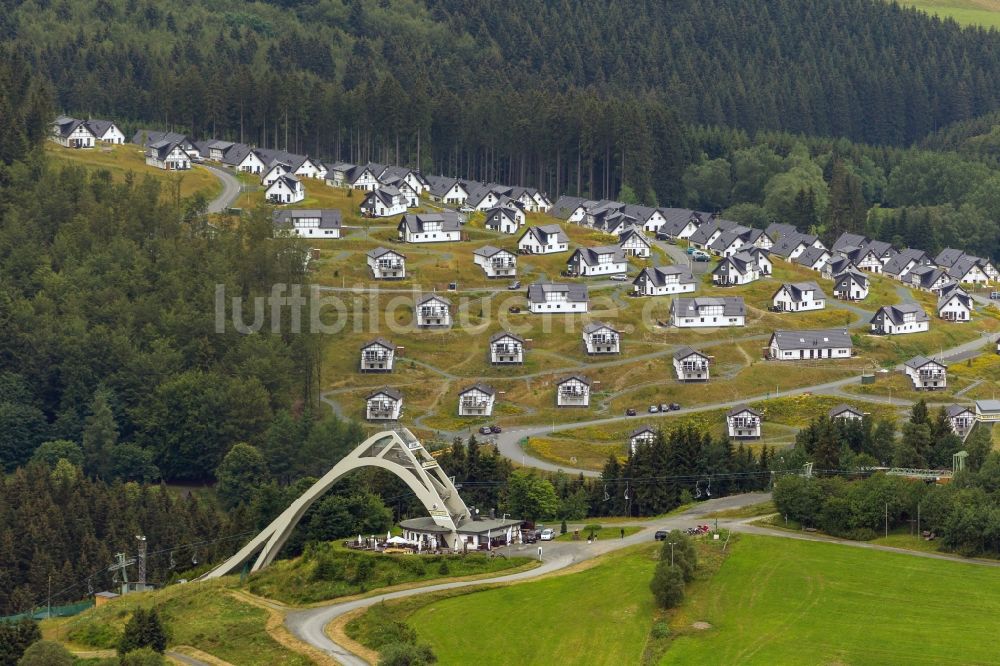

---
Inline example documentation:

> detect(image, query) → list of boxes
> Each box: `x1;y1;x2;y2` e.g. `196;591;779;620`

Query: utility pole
884;502;889;539
136;535;147;591
668;541;676;567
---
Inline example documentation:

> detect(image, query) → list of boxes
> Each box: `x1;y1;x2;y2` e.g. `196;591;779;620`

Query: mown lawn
905;0;1000;28
409;543;661;666
661;534;1000;665
44;143;221;200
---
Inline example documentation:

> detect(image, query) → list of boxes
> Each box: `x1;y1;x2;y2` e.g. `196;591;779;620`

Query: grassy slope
662;535;1000;665
409;543;660;666
905;0;1000;28
44;143;222;200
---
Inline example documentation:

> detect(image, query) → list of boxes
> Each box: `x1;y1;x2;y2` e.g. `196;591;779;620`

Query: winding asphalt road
201;164;242;213
283;492;770;666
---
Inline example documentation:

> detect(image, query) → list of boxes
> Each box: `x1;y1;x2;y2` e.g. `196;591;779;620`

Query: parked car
648;405;660;413
459;205;474;213
540;528;555;541
693;253;711;262
991;291;1000;300
508;306;521;313
609;274;629;281
523;530;540;544
685;246;696;255
626;408;637;416
448;282;458;291
654;530;668;541
508;280;521;290
479;426;493;435
669;403;681;411
491;424;502;433
659;403;669;412
666;238;678;245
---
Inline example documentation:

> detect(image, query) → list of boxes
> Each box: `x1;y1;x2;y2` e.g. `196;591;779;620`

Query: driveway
284;492;771;665
200;164;242;213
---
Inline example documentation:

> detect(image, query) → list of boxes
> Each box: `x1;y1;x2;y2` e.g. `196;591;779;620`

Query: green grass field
409;544;661;666
662;535;1000;665
905;0;1000;28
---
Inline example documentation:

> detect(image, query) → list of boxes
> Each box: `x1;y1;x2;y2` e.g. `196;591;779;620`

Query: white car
609;274;629;281
459;205;474;213
539;528;555;541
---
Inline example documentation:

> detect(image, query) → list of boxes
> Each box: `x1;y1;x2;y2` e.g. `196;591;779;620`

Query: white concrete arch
200;428;469;579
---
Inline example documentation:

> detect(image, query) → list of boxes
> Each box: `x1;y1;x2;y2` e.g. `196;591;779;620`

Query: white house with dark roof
822;255;858;281
484;206;523;234
975;399;1000;423
794;246;831;272
671;297;746;328
397;212;461;243
458;384;496;417
726;405;762;439
51;116;96;148
273;209;341;239
423;175;469;204
367;247;406;279
361;186;407;217
904;356;947;390
415;294;452;327
556;375;591;407
618;228;651;258
526;283;588;313
767;329;853;360
366;387;403;421
946;256;990;286
85;119;125;144
145;140;191;170
567;246;627;277
870;304;930;335
582;322;620;354
632;266;696;296
833;270;869;301
490;331;524;364
655;209;705;239
908;265;951;293
713;248;772;286
629;426;657;454
360;338;395;372
265;174;304;204
829;404;864;421
673;347;710;382
772;282;826;312
517;225;569;254
261;160;291;187
946;404;976;439
473;245;517;278
937;284;973;322
884;249;931;282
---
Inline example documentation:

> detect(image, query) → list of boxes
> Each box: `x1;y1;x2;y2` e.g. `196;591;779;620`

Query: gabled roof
630;425;657;438
769;329;852;350
947;255;984;280
364;185;402;208
484;206;520;226
883;248;929;276
713;250;758;276
148;140;187;161
834;270;868;290
474;244;515;258
570;245;626;266
460;383;496;397
904;355;946;370
937;286;972;312
832;232;869;252
765;222;800;241
635;265;696;288
490;330;525;344
361;337;395;351
519;224;569;245
273;209;341;229
769;232;818;258
946;404;974;418
618;227;651;245
829;404;863;418
774;281;826;303
825;255;856;275
727;404;761;418
909;266;948;289
673;296;745;317
267;174;301;191
934;248;966;268
367;246;405;259
673;346;708;361
526;282;588;304
416;293;451;306
557;374;591;386
84;118;119;138
549;195;590;219
795;246;830;267
861;240;895;259
871;303;929;325
582;321;620;335
366;386;402;400
398;212;461;233
132;129;188;148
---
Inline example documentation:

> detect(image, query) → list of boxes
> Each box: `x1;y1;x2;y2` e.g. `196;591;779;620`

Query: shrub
117;608;168;656
651;621;671;639
378;641;438;666
560;519;567;534
437;559;450;575
650;561;686;609
16;640;73;666
119;647;167;665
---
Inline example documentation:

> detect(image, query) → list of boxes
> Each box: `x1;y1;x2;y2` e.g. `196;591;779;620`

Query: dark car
669;403;681;411
654;530;668;541
508;280;521;290
508;306;521;313
626;408;637;416
693;254;711;262
523;529;541;544
491;424;502;433
479;426;492;435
